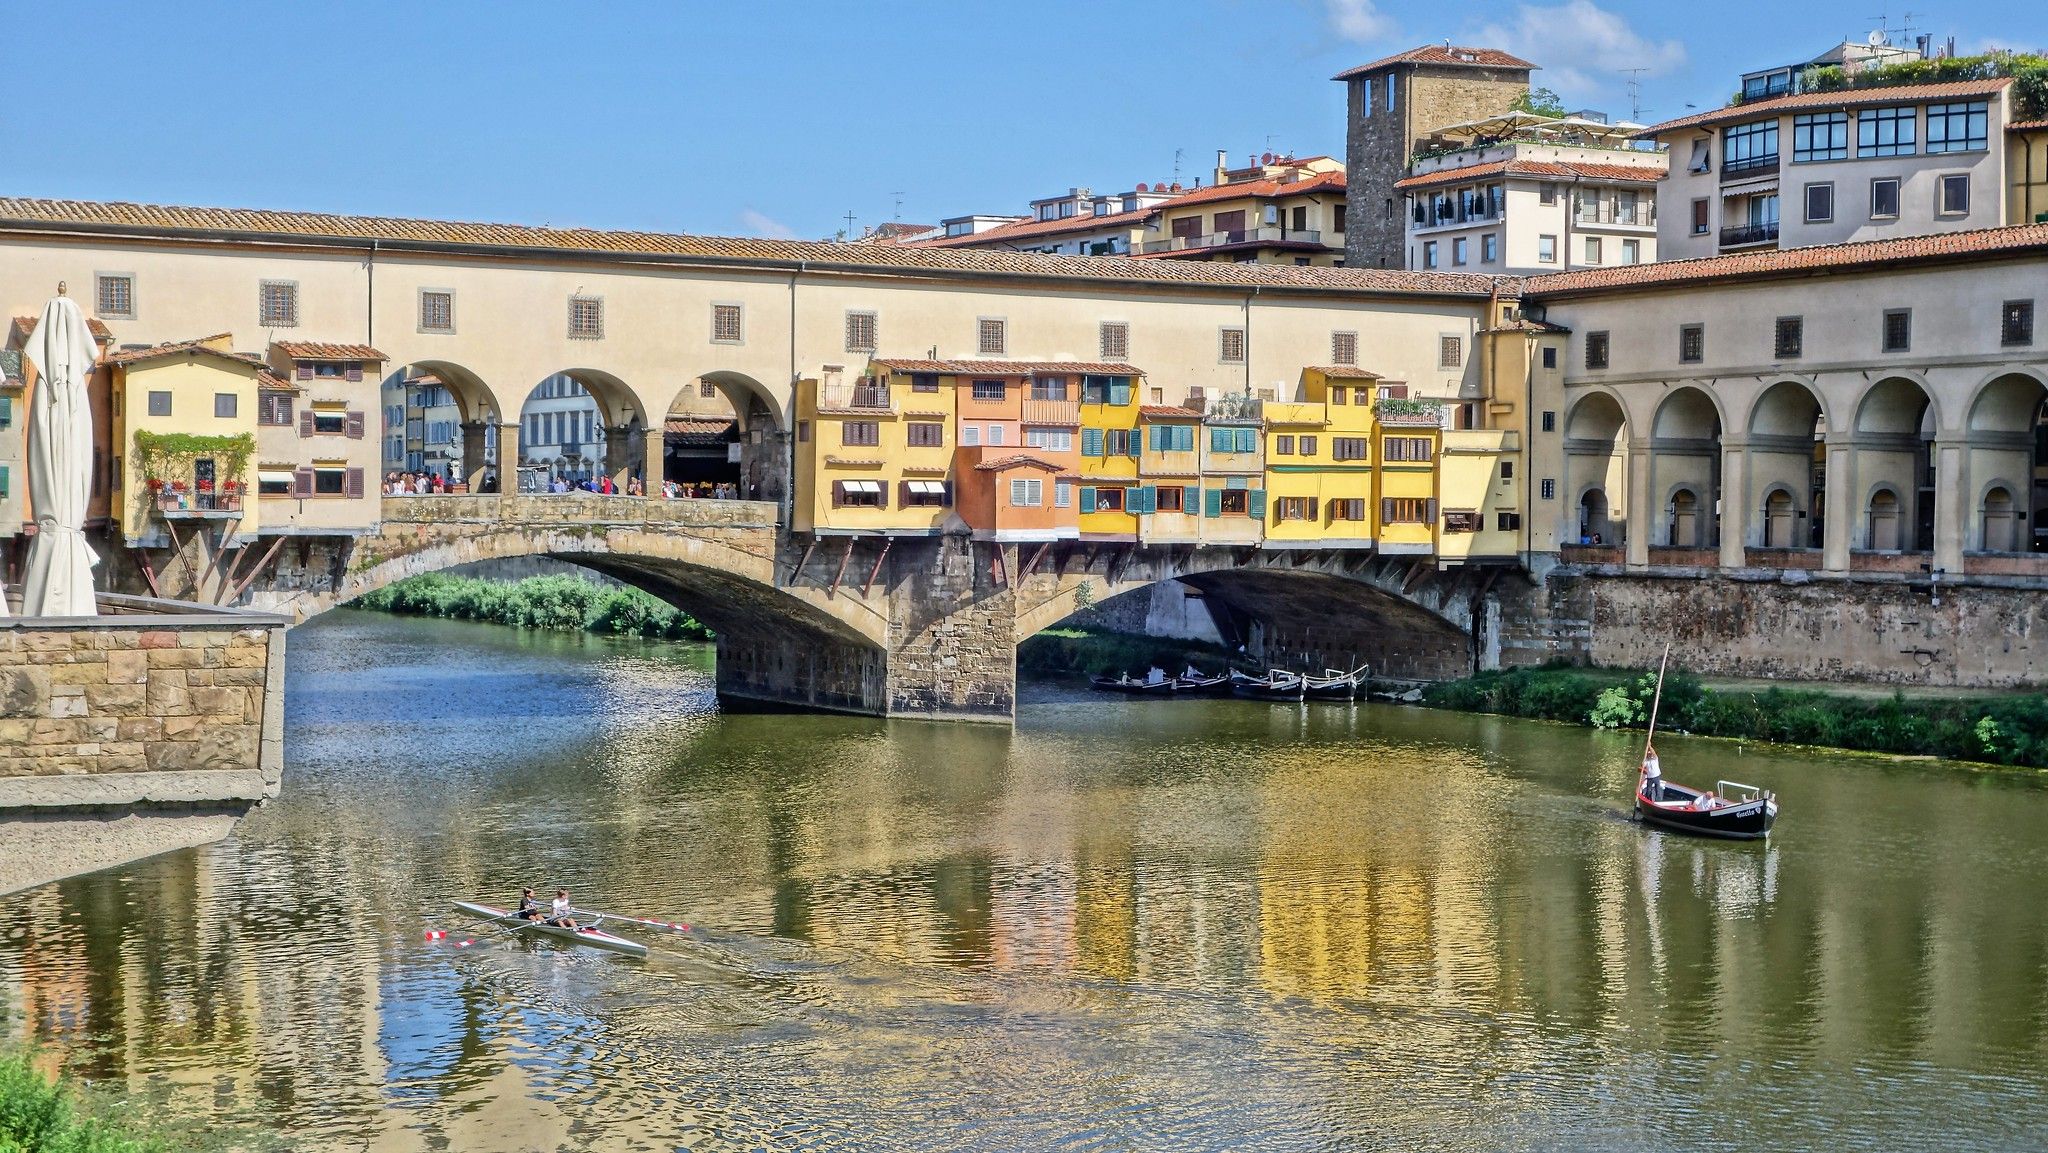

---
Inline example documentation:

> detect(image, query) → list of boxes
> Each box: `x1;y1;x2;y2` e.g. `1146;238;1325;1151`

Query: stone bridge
224;495;1520;721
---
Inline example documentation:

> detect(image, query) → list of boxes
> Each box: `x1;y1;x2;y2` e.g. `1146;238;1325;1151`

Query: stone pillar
1822;436;1854;572
643;425;666;494
1625;440;1651;567
1718;439;1749;569
460;421;491;491
604;423;639;489
881;535;1017;721
1933;434;1968;576
491;423;519;495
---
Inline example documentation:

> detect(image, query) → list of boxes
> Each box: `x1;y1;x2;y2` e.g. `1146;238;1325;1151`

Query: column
1932;435;1967;576
1718;440;1748;569
460;421;491;491
1822;436;1854;572
642;425;666;495
494;422;520;496
1625;439;1651;567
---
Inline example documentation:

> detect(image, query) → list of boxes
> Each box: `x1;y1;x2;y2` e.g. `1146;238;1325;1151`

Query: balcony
1021;398;1079;426
1374;397;1445;427
1721;153;1780;179
849;383;891;409
1415;207;1499;231
1719;221;1780;248
1141;226;1322;254
1205;393;1263;422
155;488;244;517
1575;204;1656;227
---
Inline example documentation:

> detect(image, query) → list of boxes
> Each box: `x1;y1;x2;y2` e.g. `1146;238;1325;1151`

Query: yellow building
1077;371;1143;540
792;366;957;535
1137;155;1348;266
107;334;262;545
1135;403;1204;544
1437;427;1521;562
1263;368;1380;549
1373;397;1442;555
1198;393;1266;543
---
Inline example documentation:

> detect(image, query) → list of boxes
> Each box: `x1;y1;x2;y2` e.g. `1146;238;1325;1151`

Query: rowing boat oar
569;905;692;933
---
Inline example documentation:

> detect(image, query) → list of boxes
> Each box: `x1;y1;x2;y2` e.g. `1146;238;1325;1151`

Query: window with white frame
1537;235;1557;263
1938;174;1970;215
1009;477;1043;507
1026;427;1072;451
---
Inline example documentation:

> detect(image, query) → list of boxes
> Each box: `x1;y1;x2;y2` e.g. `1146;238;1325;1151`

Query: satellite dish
1261;151;1274;163
1868;29;1885;45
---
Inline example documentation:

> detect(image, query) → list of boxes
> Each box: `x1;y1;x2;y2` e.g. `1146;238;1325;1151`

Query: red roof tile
1139;405;1203;419
1305;366;1384;378
1334;45;1535;81
1395;158;1665;191
914;208;1150;248
257;368;299;393
1524;221;2048;297
2008;119;2048;132
873;359;1142;376
970;454;1066;472
1151;170;1345;210
1640;78;2010;137
13;314;116;343
271;340;387;362
104;335;261;368
663;418;736;439
0;196;1502;299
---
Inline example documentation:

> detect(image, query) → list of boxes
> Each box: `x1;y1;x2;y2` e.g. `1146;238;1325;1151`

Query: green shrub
348;572;712;642
1589;686;1639;729
0;1053;166;1152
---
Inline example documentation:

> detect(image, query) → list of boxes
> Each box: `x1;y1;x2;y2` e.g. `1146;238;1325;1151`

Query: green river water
2;611;2045;1151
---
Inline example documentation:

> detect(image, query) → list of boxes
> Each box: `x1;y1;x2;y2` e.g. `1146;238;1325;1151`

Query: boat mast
1643;643;1672;760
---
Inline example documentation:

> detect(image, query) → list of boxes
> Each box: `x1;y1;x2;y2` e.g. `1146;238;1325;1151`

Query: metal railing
1720;221;1780;247
1722;154;1780;178
848;383;891;409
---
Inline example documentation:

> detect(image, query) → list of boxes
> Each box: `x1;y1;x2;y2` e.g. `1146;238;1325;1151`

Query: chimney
1214;149;1229;186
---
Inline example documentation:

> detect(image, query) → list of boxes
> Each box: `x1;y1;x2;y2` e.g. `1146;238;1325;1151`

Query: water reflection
1;613;2045;1150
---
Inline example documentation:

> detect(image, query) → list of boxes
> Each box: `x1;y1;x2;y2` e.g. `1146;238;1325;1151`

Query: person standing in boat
1641;744;1662;800
548;888;575;927
515;887;545;921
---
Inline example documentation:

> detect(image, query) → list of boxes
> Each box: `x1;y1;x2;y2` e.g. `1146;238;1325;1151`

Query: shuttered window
841;421;880;447
907;422;944;447
1009;478;1043;507
1330;498;1367;522
1383;437;1432;462
1081;428;1104;457
1381;497;1434;524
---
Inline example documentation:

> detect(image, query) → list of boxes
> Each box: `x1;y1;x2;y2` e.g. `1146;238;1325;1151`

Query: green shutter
1148;424;1165;451
1133;485;1155;514
1247;489;1267;520
1184;485;1200;511
1110;380;1132;406
1082;428;1104;457
1204;487;1222;518
1080;486;1098;513
1179;425;1195;452
1236;428;1257;453
1210;427;1231;453
1127;433;1140;459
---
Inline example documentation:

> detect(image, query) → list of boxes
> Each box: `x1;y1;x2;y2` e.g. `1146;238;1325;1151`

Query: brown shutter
898;481;911;508
345;411;365;439
345;468;364;498
293;468;315;498
1425;498;1439;523
296;363;313;380
875;482;888;510
300;410;315;437
1385;383;1408;399
942;482;953;508
1307;497;1319;521
831;481;843;508
1381;497;1393;523
346;362;364;382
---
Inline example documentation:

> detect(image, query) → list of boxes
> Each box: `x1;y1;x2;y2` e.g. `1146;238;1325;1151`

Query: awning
907;480;948;495
258;469;296;486
841;479;881;494
1721;178;1778;197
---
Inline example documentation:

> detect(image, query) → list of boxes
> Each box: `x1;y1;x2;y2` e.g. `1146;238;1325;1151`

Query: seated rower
515;887;545;921
548;888;576;927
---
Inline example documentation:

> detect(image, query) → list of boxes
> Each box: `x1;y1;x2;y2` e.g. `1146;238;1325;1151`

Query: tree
1512;86;1567;117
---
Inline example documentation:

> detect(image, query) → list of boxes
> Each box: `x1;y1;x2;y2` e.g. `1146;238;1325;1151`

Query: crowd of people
384;469;746;500
386;470;463;495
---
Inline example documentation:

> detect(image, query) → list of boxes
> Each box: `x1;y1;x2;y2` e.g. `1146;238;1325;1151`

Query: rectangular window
1926;102;1988;153
1858;105;1917;157
1679;324;1704;364
1541;410;1556;432
1621;239;1642;265
1275;496;1318;522
96;273;134;319
1537;234;1557;263
1219;327;1245;363
259;280;298;327
1501;460;1514;480
1383;437;1433;462
842;420;880;447
1792;112;1848;162
833;480;884;508
1804;182;1834;223
147;390;172;417
977;318;1006;356
1332;436;1368;462
1722;120;1779;173
1539;183;1557;206
1029;376;1067;402
1688;138;1711;174
1442;510;1480;533
1439;336;1463;369
907;421;945;447
311;407;348;434
1497;511;1523;532
1938;174;1970;215
1025;427;1072;451
962;424;981;446
1383;498;1428;524
1009;478;1043;507
1691;198;1710;236
700;381;718;398
419;289;454;333
1541;479;1556;500
712;303;744;344
1099;321;1129;360
1584;236;1602;264
845;310;877;352
1422;241;1438;269
971;379;1006;401
1482;233;1498;263
214;393;238;419
1331;331;1358;366
901;373;935;394
1299;434;1316;457
1452;237;1468;266
2003;300;2035;347
1871;177;1901;219
904;481;949;507
1274;434;1295;455
568;295;603;339
1053;481;1072;508
1156;486;1184;513
1883;308;1911;353
314;466;348;496
0;397;10;430
1095;487;1125;512
259;393;294;426
1775;316;1804;359
988;424;1006;446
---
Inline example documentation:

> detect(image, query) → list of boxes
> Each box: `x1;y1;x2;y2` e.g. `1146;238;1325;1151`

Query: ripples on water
3;612;2048;1151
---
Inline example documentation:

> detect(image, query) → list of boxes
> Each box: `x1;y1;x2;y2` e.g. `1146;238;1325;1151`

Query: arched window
1763;489;1797;548
1668;489;1699;547
1982;485;2019;553
1866;489;1902;552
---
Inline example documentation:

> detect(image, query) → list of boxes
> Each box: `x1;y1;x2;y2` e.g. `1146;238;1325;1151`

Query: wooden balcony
1021;398;1079;425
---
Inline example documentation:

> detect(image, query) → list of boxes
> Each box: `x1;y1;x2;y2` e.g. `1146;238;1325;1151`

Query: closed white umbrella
20;289;101;617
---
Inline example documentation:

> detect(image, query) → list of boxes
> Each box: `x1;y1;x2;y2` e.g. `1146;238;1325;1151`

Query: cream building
1399;112;1666;274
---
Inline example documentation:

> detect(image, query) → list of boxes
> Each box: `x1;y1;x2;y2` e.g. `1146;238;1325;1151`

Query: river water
3;612;2047;1151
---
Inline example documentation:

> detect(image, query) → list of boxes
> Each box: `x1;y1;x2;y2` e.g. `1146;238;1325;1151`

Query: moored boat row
1089;665;1368;701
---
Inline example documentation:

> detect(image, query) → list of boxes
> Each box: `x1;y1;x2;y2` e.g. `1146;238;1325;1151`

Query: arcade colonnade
1561;366;2048;575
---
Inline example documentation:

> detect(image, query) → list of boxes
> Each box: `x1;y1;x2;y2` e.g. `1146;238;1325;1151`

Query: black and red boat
1635;775;1779;840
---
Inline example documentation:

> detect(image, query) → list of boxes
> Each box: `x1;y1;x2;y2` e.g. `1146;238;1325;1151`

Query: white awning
909;480;947;495
841;479;881;494
258;469;296;485
1721;178;1778;197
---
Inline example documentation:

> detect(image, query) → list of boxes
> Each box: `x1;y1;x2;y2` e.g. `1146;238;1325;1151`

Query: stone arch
1652;385;1724;441
1664;484;1704;548
1962;372;2047;555
1748;379;1827;549
1563;390;1629;547
1977;477;2024;553
1856;374;1941;435
380;360;508;485
1759;483;1800;548
1853;376;1938;552
1863;482;1907;551
697;370;789;504
1965;367;2048;433
401;359;507;424
1650;386;1723;550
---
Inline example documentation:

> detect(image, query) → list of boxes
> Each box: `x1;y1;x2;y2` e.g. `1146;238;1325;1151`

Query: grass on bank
1019;628;1243;680
0;1052;178;1153
349;572;713;641
1424;663;2048;768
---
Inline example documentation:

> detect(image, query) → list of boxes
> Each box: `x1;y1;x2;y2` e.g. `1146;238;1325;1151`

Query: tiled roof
1639;78;2011;136
0;196;1504;298
2009;119;2048;132
1334;45;1536;80
971;454;1066;472
271;340;386;362
103;334;260;367
1395;158;1664;191
256;368;298;393
1306;366;1384;378
1139;405;1203;419
915;208;1150;248
13;314;116;343
663;417;736;440
1483;317;1571;333
1150;170;1345;210
872;359;1142;376
1523;221;2048;297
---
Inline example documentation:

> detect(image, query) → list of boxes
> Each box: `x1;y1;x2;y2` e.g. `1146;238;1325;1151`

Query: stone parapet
0;593;288;808
382;493;777;529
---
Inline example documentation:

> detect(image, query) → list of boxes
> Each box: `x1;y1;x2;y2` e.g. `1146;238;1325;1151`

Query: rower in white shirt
548;888;575;927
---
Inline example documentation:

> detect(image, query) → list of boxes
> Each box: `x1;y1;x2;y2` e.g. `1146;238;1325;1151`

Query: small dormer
267;341;388;385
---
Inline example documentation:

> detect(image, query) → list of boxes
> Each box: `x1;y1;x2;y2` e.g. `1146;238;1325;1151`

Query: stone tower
1335;44;1536;269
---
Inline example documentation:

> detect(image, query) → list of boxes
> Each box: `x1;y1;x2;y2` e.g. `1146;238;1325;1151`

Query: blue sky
7;1;2041;240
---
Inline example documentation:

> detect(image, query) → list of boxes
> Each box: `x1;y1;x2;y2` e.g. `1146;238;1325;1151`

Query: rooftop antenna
1172;147;1183;185
1619;67;1649;122
892;192;904;222
842;209;857;239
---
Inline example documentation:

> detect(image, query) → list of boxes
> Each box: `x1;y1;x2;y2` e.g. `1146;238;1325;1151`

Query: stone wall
883;536;1018;721
1530;568;2048;688
0;594;287;808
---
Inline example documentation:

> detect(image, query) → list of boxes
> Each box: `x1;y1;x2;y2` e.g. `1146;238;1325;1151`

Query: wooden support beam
794;535;818;584
994;542;1010;588
1024;541;1052;577
225;534;290;606
211;546;251;605
130;548;162;598
828;536;856;596
1402;561;1435;596
1055;544;1074;576
1473;565;1503;602
159;518;201;594
861;536;892;596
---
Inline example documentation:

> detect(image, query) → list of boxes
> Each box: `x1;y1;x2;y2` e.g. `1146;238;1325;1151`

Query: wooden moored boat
1088;673;1178;695
1230;670;1306;701
1174;670;1235;695
451;899;650;957
1301;666;1366;701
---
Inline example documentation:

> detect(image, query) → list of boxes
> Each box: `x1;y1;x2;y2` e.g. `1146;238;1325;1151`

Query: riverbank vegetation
1019;628;1241;679
1425;663;2048;767
0;1052;172;1152
350;573;713;641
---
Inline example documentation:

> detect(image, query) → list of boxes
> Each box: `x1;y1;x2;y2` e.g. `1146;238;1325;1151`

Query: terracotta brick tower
1336;45;1536;268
